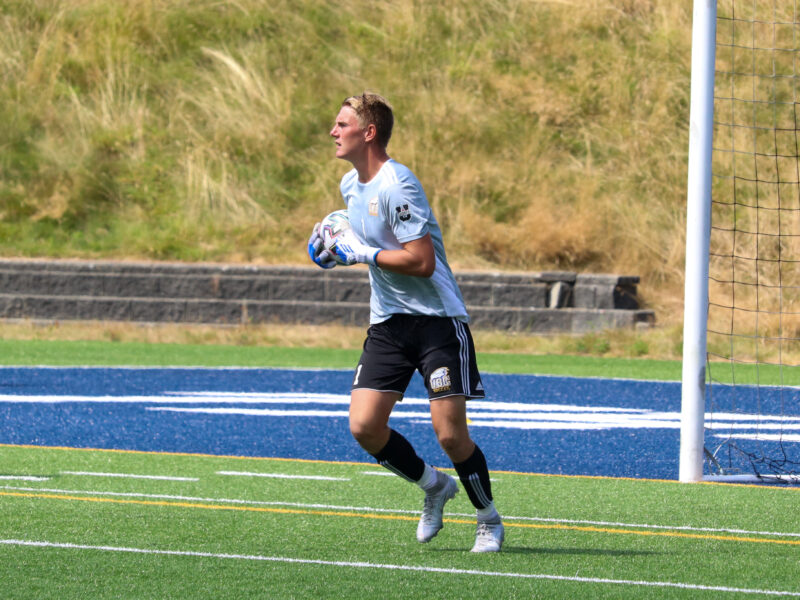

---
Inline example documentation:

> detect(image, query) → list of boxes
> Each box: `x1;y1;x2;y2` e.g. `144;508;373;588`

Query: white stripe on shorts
451;318;470;396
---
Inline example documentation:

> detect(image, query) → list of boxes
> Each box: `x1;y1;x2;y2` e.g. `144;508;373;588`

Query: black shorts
352;314;485;400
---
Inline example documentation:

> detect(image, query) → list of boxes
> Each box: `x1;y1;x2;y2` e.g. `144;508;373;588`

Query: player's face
330;106;367;162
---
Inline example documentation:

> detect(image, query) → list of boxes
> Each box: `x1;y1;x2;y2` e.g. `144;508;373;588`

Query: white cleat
471;520;504;553
416;473;458;543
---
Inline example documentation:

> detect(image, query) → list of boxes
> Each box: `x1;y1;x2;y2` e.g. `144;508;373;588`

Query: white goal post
680;0;800;483
680;0;717;483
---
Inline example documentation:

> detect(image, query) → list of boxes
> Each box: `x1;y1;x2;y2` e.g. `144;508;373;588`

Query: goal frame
680;0;717;483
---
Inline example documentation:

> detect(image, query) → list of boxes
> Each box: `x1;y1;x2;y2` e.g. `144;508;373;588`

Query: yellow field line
0;443;370;467
3;490;799;547
0;490;428;522
3;443;799;491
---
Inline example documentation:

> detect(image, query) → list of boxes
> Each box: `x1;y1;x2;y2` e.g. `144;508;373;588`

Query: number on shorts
353;363;363;386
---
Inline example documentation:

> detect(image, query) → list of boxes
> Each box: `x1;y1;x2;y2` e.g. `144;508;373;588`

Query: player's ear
363;123;377;144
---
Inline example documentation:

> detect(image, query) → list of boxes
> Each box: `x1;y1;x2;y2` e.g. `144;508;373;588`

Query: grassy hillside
0;0;692;323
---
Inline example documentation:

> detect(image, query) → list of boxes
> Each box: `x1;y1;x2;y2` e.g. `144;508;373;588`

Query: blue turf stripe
0;366;759;480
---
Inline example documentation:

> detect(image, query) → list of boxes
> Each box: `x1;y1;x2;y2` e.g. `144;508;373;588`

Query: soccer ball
319;209;351;265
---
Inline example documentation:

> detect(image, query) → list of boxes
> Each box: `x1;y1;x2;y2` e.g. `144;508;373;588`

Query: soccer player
308;93;503;552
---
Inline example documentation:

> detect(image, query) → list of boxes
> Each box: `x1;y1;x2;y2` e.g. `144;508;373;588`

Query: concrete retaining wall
0;259;655;333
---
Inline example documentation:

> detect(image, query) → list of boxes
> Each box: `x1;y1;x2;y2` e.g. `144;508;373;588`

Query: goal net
704;0;800;483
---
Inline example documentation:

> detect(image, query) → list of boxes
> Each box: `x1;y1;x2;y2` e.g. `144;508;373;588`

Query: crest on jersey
430;367;451;393
395;203;411;222
368;197;379;216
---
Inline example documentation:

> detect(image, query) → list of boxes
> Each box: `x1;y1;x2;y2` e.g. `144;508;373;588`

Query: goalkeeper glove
307;223;337;269
334;230;382;266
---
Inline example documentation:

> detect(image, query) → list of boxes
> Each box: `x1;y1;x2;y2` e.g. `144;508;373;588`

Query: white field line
0;476;50;482
60;471;198;482
9;390;800;423
3;484;799;540
216;471;348;481
1;538;798;597
719;433;800;443
5;392;800;434
166;392;653;413
0;393;650;413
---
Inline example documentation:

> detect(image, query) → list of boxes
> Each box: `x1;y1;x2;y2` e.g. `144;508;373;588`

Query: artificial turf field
2;445;800;599
1;341;800;598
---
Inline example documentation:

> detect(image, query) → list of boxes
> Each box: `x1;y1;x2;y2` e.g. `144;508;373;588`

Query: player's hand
334;230;382;266
308;223;337;269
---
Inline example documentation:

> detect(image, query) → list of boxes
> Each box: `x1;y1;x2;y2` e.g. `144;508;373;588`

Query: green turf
0;338;684;381
1;444;799;599
5;337;797;385
0;339;363;370
2;342;799;597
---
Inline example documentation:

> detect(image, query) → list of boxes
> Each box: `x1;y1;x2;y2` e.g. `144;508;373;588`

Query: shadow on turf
433;546;659;557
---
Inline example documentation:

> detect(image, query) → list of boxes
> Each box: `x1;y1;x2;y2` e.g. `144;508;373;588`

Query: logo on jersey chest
368;197;379;216
395;203;411;222
430;367;451;393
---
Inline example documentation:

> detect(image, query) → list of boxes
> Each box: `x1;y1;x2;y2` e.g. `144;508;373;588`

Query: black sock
453;445;493;509
370;429;425;482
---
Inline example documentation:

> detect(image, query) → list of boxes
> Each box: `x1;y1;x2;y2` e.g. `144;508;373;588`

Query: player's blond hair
342;92;394;149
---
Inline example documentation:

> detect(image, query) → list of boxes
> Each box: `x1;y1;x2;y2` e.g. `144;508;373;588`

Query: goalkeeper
308;92;503;552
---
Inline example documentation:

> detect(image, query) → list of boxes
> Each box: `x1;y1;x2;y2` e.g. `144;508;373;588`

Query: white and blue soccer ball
319;209;351;265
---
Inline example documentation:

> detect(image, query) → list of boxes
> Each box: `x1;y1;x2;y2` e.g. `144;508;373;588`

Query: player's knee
437;431;473;462
349;418;366;442
349;416;380;447
436;431;460;455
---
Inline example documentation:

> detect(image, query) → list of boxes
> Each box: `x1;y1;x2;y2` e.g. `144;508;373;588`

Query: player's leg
420;318;503;552
350;318;422;478
350;318;453;538
350;389;431;483
348;389;399;455
429;397;503;552
430;398;496;510
428;395;474;462
350;388;456;543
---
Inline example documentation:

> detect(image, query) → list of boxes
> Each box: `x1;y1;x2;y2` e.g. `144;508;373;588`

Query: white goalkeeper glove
334;230;382;266
307;223;337;269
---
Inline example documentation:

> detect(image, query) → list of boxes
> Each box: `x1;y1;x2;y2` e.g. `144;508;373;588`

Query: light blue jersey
339;159;469;324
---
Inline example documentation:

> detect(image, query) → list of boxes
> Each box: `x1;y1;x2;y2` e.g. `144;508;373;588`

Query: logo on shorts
430;367;451;393
395;203;411;222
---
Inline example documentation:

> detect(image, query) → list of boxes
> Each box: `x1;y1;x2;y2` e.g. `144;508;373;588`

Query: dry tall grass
705;1;800;366
1;0;701;326
0;318;686;360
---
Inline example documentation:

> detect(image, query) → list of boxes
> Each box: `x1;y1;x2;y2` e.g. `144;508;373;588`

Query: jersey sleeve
339;169;357;208
382;180;430;244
